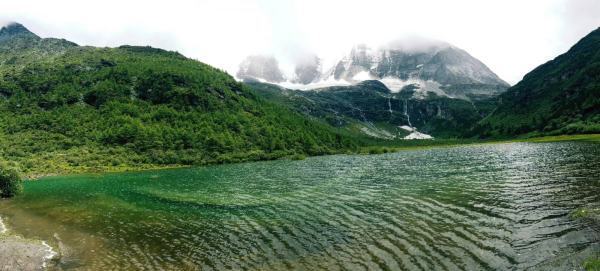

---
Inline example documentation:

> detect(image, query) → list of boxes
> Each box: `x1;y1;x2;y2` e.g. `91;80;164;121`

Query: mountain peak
325;41;509;88
0;22;37;37
236;55;286;83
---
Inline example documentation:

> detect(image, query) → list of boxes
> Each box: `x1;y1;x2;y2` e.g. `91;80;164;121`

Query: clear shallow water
1;142;599;270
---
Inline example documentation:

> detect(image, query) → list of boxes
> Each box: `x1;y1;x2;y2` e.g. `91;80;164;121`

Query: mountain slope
240;38;509;139
249;80;495;138
475;27;600;137
0;23;356;175
0;23;77;70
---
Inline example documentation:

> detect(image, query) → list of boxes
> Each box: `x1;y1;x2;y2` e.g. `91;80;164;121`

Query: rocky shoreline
0;217;57;271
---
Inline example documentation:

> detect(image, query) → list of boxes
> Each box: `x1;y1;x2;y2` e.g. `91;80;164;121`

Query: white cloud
1;0;598;84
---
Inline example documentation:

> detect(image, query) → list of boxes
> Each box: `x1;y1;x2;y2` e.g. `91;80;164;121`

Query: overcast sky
1;0;599;84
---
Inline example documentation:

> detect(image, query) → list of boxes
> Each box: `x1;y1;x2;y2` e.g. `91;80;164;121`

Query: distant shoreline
21;134;600;181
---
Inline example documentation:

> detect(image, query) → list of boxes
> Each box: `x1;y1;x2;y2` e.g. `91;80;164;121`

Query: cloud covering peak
1;0;598;84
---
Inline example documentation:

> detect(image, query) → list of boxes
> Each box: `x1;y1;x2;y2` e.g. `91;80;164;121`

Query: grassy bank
2;145;345;180
585;257;600;271
358;138;483;154
359;134;600;155
514;134;600;143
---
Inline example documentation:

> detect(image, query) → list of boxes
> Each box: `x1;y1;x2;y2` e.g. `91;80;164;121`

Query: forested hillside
0;23;356;176
474;27;600;137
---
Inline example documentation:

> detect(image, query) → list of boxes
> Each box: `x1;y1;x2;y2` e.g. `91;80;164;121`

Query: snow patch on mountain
352;71;373;81
360;126;396;139
398;120;434;139
278;77;352;90
399;125;414;132
404;131;433;140
379;77;452;99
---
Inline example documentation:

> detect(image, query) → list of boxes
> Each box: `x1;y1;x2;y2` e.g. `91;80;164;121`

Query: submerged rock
0;236;57;270
0;217;57;271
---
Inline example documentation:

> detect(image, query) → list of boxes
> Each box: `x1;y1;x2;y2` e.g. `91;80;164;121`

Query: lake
1;142;599;270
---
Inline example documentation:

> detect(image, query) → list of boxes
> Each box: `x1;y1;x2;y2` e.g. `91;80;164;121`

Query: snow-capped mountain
237;38;509;101
324;41;507;86
236;55;286;83
236;54;322;85
292;54;321;84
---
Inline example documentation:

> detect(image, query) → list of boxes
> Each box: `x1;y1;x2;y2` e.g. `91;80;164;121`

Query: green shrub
290;154;306;160
584;257;600;271
368;148;385;154
0;165;23;198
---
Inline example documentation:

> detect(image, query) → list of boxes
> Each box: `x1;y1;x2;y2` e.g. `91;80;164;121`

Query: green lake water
1;142;599;270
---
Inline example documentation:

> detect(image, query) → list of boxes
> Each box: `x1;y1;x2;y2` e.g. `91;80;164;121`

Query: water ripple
0;142;598;270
